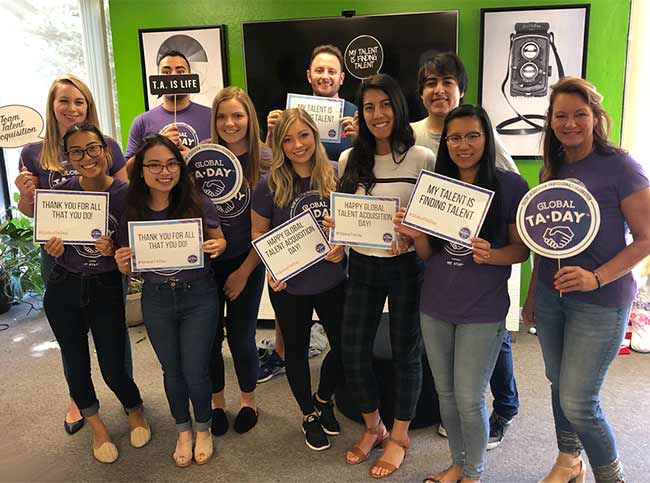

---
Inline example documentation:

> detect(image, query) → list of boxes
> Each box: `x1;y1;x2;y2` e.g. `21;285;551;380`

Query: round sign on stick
516;180;600;259
344;35;384;80
184;143;244;204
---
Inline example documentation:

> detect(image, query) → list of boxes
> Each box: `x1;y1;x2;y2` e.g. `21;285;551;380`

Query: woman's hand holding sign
471;237;492;264
266;271;287;292
114;247;133;274
44;237;65;258
203;238;226;259
554;266;599;292
393;207;424;240
95;235;115;257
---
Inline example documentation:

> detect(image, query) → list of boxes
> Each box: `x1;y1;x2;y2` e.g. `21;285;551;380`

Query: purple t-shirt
420;170;529;324
251;171;346;296
52;178;127;275
125;102;212;158
120;195;220;284
538;151;649;307
19;137;125;189
187;152;252;260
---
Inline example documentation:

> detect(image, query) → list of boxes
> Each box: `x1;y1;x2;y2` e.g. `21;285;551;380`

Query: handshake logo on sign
543;226;574;249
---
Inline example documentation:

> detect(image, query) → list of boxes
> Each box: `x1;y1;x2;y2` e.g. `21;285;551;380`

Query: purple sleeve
506;174;529;224
18;143;39;173
200;195;220;228
251;174;273;218
617;154;649;201
106;136;126;175
125;114;145;159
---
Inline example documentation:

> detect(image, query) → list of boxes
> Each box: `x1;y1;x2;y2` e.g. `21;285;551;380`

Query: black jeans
209;253;265;394
43;266;142;417
269;281;345;415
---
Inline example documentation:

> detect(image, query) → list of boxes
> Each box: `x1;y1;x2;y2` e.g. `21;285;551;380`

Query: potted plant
0;198;44;312
125;275;144;327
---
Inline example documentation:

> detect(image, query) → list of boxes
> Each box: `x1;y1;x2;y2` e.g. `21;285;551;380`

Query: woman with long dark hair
522;77;650;483
37;123;148;463
336;73;434;478
396;105;529;483
115;134;227;468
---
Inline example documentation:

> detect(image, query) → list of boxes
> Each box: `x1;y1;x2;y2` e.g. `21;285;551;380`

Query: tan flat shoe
346;421;389;465
130;422;151;448
93;441;119;464
370;436;410;479
539;452;586;483
173;437;193;468
194;430;213;465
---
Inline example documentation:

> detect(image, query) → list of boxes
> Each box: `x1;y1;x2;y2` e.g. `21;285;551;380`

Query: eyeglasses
445;131;484;147
143;161;182;174
66;144;105;162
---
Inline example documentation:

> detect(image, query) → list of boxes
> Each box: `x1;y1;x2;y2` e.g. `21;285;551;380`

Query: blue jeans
490;330;519;420
142;277;218;432
421;313;505;480
535;283;629;481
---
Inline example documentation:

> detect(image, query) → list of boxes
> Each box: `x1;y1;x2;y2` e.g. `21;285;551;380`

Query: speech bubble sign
0;105;44;148
344;35;384;80
148;74;201;96
516;179;600;259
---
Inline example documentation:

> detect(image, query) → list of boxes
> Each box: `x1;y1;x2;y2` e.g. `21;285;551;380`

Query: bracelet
592;271;602;289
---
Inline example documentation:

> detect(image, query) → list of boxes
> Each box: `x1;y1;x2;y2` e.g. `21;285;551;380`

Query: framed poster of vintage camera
242;11;458;131
138;25;228;110
478;5;590;158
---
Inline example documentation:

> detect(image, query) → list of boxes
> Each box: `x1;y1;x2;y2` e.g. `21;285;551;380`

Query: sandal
422;465;463;483
194;430;214;465
173;436;193;468
370;436;410;479
346;421;389;465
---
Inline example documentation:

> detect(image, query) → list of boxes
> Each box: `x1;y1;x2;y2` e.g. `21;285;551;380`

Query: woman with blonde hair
523;77;650;483
187;86;267;435
251;108;346;451
14;74;128;435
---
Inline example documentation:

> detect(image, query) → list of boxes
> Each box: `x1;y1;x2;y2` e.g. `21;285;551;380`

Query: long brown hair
269;109;336;208
41;75;100;172
210;86;262;187
541;76;625;182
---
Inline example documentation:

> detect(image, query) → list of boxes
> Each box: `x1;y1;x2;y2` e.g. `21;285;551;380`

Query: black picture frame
138;25;228;111
478;5;590;159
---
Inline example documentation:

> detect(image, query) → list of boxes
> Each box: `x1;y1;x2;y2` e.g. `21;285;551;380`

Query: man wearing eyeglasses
412;52;520;451
125;50;212;170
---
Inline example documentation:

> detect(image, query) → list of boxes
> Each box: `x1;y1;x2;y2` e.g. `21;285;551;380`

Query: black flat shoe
64;417;85;435
234;406;258;434
211;408;229;436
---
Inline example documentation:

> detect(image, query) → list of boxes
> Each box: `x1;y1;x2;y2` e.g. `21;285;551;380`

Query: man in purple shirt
125;50;211;171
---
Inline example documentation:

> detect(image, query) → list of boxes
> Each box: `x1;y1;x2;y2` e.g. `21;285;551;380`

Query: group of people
13;43;647;483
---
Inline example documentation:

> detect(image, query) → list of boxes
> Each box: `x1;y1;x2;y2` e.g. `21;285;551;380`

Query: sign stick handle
174;95;177;125
557;258;563;298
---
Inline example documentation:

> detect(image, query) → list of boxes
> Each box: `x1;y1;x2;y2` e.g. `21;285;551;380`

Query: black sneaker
301;413;330;451
313;394;340;436
487;413;512;450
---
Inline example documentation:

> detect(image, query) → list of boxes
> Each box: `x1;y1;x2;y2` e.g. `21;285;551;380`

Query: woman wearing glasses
522;77;650;483
114;135;227;468
395;105;529;483
31;123;148;464
14;74;128;436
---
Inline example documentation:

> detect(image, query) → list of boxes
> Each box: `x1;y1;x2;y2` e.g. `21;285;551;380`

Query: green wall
108;0;631;305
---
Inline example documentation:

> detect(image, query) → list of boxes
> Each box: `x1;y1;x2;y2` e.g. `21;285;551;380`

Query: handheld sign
286;94;345;143
34;190;109;245
402;170;494;248
148;74;201;96
185;144;244;204
252;210;331;283
344;35;384;79
330;193;399;249
0;105;44;148
128;218;204;272
516;180;600;259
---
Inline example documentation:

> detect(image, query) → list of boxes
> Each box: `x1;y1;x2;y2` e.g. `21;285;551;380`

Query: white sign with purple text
402;170;494;248
286;93;345;144
128;218;204;272
34;190;109;245
252;210;330;282
330;192;399;249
